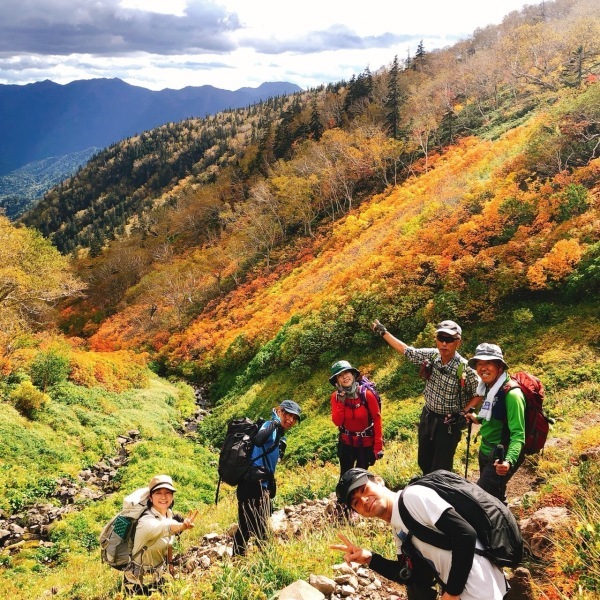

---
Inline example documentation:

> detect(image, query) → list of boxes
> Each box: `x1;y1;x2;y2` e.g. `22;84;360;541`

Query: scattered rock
579;445;600;462
507;566;537;600
0;385;212;552
309;574;336;595
0;429;141;549
278;579;326;599
520;506;571;561
182;385;211;433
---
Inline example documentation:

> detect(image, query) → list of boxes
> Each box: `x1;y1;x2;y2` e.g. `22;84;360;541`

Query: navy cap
279;399;302;419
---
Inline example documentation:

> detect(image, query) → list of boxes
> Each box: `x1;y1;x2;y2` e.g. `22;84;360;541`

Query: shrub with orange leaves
527;238;585;289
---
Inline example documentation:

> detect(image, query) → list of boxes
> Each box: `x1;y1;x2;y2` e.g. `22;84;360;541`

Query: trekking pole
464;419;472;479
215;476;221;505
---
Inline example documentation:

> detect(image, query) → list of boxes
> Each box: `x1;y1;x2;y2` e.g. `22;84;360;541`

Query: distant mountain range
0;78;302;212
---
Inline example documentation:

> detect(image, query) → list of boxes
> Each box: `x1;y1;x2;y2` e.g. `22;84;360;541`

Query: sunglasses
437;334;458;344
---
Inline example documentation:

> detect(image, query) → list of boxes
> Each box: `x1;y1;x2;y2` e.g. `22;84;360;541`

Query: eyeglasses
437;334;458;344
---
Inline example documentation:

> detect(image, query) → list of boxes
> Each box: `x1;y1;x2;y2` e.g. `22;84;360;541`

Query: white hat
468;343;508;370
148;474;176;493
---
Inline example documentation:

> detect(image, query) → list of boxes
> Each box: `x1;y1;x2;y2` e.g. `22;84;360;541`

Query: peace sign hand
330;532;372;565
182;509;198;530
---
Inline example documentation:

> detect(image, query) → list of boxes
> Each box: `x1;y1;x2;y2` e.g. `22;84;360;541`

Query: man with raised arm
372;319;480;474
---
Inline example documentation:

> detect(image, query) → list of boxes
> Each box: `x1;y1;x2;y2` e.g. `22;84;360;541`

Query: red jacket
331;388;383;454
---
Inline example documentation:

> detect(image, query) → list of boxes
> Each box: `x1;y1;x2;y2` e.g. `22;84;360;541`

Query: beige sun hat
148;474;176;493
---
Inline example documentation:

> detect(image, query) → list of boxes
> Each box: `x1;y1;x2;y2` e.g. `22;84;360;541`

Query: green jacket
479;373;526;466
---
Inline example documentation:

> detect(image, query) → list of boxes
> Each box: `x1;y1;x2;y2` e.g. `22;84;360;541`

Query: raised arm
372;319;408;355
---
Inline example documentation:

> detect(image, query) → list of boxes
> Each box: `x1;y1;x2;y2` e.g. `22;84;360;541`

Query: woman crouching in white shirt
124;475;197;595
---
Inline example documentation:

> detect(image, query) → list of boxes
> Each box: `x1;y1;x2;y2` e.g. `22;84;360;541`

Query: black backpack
398;470;523;569
215;417;279;503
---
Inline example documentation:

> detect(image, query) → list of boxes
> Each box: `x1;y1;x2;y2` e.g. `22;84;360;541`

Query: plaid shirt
404;347;480;414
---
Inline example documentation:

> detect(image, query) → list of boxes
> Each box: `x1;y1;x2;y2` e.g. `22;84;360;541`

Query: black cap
336;468;374;506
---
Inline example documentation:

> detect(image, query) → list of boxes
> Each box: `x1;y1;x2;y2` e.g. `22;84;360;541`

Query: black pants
337;438;376;477
417;407;463;475
232;479;272;556
477;447;526;503
405;553;438;600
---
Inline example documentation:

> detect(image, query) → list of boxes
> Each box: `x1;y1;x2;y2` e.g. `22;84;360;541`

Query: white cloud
0;0;542;91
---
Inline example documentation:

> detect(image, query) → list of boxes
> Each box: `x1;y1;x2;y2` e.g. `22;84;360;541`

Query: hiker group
101;318;551;599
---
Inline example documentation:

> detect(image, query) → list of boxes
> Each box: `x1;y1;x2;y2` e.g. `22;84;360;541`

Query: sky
0;0;541;92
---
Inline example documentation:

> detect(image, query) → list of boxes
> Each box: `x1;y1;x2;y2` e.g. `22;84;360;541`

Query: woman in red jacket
330;360;383;477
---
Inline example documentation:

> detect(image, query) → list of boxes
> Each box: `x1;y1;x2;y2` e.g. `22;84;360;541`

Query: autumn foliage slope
88;94;600;397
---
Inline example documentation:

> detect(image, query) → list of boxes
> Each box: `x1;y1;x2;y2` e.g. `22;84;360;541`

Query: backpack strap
398;490;452;550
398;490;487;558
423;353;465;386
339;385;375;438
129;509;152;564
252;423;283;480
397;492;448;591
493;376;522;451
357;384;376;426
456;360;466;406
340;397;375;438
499;377;520;397
492;376;519;421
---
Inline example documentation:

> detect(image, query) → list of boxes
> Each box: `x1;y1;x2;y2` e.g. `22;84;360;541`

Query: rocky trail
0;387;210;551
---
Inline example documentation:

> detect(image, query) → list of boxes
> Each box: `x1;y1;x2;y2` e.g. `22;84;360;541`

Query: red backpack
501;371;552;455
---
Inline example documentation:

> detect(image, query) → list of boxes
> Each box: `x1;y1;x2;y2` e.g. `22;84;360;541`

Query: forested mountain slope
0;78;301;176
0;148;99;218
10;0;600;410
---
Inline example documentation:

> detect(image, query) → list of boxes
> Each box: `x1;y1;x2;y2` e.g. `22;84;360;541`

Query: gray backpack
100;487;149;570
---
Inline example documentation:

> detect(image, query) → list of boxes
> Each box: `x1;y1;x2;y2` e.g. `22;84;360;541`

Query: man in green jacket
465;343;525;503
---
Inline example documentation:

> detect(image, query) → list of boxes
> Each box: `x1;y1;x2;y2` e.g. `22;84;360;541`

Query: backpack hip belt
340;424;374;437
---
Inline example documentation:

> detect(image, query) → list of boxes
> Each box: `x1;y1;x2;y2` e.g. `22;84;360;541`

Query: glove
372;319;387;337
278;438;287;458
443;412;467;426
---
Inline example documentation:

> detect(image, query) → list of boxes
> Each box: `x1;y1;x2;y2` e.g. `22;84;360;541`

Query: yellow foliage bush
69;350;149;392
10;380;50;418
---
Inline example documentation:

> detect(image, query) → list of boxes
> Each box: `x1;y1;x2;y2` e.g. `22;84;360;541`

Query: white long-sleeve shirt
124;507;178;584
391;486;508;600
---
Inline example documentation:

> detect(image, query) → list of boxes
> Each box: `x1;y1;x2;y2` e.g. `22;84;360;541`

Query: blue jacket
249;409;285;486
